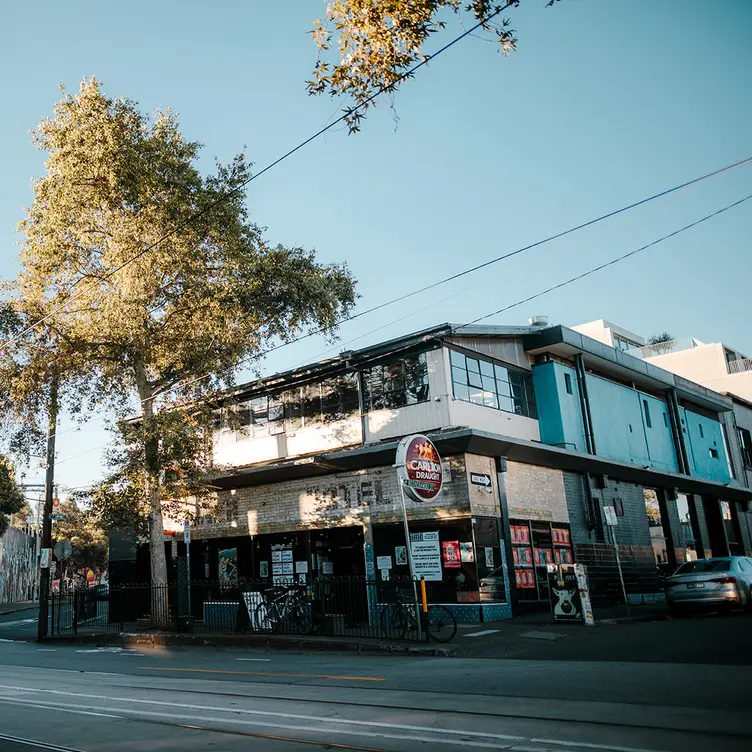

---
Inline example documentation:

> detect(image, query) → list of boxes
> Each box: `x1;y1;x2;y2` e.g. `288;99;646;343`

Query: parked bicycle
380;582;457;642
255;583;313;634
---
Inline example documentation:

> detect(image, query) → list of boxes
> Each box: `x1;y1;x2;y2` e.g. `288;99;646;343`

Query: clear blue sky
1;0;750;491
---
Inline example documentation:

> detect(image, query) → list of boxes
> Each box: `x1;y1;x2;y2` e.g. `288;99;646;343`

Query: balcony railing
627;337;702;359
727;358;752;375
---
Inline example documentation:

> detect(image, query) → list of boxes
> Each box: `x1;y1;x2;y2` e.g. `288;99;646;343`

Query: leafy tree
51;500;108;573
647;332;674;345
15;79;356;589
308;1;564;131
0;455;25;537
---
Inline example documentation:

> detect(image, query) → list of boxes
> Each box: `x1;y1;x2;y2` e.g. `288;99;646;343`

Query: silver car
665;557;752;614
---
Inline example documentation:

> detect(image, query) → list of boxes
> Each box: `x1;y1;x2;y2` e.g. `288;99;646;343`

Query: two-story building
117;321;752;622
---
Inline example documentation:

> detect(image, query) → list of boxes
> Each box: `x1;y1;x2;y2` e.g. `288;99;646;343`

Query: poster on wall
281;550;294;563
442;541;461;568
322;561;334;575
218;548;238;584
510;526;531;545
295;561;309;574
409;531;442;580
547;565;582;622
485;547;495;568
395;546;407;566
271;550;281;563
259;561;269;578
460;542;474;563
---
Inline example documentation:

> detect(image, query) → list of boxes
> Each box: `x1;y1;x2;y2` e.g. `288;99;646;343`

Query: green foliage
15;78;356;584
308;1;520;131
52;500;108;572
0;455;25;537
647;332;674;346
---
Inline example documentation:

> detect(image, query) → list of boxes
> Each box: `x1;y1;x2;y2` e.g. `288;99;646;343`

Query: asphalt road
0;634;750;752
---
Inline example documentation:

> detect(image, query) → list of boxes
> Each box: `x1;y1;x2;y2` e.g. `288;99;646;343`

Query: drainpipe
573;354;596;455
666;390;690;476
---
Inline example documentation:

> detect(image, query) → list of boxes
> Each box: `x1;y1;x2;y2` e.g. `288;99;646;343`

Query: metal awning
209;427;752;503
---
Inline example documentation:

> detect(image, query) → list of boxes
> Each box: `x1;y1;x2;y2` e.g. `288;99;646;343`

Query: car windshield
675;559;731;574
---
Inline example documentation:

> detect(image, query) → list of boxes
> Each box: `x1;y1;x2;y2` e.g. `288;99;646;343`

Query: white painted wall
447;398;540;441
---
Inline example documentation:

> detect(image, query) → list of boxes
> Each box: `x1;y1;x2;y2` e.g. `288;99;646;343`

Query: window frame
361;351;430;413
448;347;537;420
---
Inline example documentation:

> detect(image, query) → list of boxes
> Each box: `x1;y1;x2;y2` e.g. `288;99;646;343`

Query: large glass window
362;352;429;411
738;427;752;467
449;349;536;419
676;493;698;562
644;489;668;566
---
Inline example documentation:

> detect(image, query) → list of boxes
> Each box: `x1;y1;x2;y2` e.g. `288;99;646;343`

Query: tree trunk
134;359;170;627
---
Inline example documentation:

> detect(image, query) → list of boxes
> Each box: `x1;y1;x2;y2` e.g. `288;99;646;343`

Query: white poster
409;531;442;581
322;561;334;575
377;556;392;570
271;550;281;563
281;550;294;563
281;562;294;575
485;547;495;569
295;561;309;574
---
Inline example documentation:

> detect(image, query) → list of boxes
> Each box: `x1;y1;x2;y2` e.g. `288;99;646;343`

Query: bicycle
380;582;457;643
255;583;312;634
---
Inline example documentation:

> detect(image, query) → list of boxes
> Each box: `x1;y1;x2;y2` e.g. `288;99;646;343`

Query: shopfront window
720;501;743;556
372;518;487;604
362;352;430;411
644;489;668;566
449;348;537;419
676;493;698;562
510;519;573;602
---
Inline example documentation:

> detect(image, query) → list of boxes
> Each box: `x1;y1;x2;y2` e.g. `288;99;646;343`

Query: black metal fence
50;577;427;642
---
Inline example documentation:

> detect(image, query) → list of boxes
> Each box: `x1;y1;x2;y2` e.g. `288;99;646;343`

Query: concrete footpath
0;601;35;617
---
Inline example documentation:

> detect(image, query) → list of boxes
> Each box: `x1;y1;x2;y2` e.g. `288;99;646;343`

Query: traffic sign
603;506;618;526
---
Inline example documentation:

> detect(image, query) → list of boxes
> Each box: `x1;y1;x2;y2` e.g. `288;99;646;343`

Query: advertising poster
322;561;334;575
409;531;442;580
459;542;474;563
395;546;407;566
281;562;294;575
548;565;583;622
218;548;238;584
295;561;309;574
259;561;269;578
485;547;494;568
442;541;461;568
271;550;281;563
377;556;393;571
281;550;293;563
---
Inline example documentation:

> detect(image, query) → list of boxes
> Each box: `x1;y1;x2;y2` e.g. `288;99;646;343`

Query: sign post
395;434;444;642
184;520;192;618
604;505;630;616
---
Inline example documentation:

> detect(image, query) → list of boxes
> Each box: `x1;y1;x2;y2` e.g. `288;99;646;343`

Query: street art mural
0;526;36;603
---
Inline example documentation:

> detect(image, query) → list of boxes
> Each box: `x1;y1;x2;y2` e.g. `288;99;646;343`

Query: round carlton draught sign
396;434;444;503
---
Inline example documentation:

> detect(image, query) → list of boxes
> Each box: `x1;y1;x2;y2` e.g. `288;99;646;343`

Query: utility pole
37;376;58;641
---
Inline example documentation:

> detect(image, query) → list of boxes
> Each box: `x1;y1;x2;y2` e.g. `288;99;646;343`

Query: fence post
119;588;124;633
73;588;79;635
49;591;55;637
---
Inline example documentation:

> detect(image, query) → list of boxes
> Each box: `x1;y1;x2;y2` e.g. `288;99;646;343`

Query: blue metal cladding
681;407;732;483
532;362;586;452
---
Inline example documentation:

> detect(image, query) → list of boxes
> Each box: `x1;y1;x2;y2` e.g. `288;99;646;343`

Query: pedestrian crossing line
463;629;500;638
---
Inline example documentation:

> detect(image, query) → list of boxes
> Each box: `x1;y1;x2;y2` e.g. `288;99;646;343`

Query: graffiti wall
0;526;36;604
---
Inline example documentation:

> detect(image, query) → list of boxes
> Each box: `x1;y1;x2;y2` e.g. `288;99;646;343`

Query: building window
738;427;752;467
362;352;429;411
676;494;698;562
643;399;652;429
449;349;536;419
709;448;719;459
721;424;736;479
614;335;640;352
564;373;573;395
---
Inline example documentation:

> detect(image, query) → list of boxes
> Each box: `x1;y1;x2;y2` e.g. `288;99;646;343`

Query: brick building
112;322;752;621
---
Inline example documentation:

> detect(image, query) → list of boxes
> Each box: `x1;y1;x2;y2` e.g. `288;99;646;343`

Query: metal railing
626;337;701;359
49;577;426;642
727;357;752;375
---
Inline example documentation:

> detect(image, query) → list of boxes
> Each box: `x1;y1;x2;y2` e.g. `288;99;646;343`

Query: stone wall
194;455;471;540
0;527;36;604
504;462;569;522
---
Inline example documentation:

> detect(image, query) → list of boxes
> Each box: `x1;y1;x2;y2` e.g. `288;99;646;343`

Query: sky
1;0;750;493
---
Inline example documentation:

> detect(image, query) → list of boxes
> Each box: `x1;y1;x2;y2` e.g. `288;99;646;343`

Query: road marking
463;629;500;638
520;631;565;641
236;658;271;662
37;649;57;652
137;667;387;681
0;730;87;751
0;618;35;627
0;690;671;752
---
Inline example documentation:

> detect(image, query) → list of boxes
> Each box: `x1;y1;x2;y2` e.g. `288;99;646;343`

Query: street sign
183;520;191;545
395;434;443;503
40;548;51;568
603;506;618;526
53;541;73;559
50;513;66;521
470;472;492;488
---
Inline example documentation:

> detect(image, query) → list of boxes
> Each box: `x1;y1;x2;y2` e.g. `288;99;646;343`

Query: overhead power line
53;192;751;467
458;192;752;329
141;155;752;404
3;2;515;350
